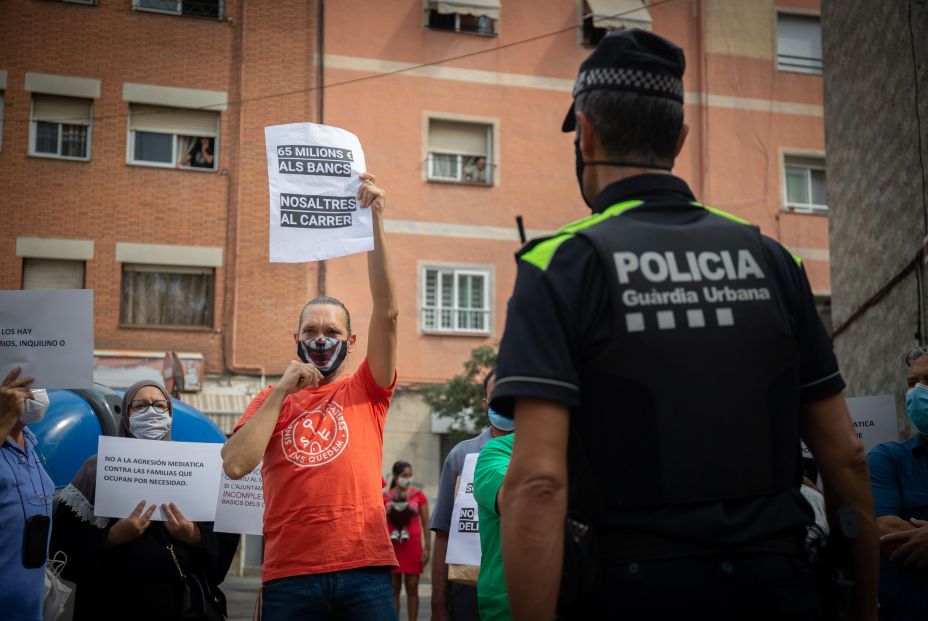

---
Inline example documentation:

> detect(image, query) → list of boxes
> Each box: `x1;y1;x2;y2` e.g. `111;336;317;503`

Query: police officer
490;29;878;620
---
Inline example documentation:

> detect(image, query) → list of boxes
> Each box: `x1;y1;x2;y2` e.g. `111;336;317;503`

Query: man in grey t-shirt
429;369;513;621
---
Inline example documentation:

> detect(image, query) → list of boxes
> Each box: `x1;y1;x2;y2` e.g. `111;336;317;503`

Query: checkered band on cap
573;67;684;102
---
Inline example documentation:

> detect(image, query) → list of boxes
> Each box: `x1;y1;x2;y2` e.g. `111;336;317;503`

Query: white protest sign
94;436;223;522
265;123;371;262
802;394;899;458
0;289;93;389
446;453;481;566
214;463;265;536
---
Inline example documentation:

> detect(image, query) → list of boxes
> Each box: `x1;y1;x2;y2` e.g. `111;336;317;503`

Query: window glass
35;122;59;154
811;169;827;206
422;267;490;333
121;267;212;327
785;166;809;205
134;131;173;164
61;125;88;158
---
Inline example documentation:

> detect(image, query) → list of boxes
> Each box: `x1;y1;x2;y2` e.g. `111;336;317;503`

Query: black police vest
574;202;801;508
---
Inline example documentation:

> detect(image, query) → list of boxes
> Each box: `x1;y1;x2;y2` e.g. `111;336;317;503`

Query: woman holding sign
50;380;236;621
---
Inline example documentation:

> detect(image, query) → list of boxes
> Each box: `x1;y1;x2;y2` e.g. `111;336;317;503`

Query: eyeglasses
129;399;170;413
905;346;928;366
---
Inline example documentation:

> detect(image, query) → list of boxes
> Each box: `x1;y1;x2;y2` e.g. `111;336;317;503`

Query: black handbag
557;427;604;612
162;535;227;621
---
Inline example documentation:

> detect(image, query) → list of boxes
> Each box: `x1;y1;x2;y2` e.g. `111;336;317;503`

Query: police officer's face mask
906;383;928;434
298;336;349;377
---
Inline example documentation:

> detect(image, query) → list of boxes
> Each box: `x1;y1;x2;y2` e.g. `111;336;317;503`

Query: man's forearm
221;388;284;479
368;213;397;316
431;531;450;615
501;399;569;621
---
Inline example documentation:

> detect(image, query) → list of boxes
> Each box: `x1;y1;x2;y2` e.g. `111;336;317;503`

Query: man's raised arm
359;173;398;388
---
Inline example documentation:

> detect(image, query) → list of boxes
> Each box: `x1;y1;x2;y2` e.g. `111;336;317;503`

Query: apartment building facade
0;0;830;495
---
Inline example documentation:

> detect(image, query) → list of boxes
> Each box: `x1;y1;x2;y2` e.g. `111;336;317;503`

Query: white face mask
397;476;411;488
129;406;172;440
20;389;50;425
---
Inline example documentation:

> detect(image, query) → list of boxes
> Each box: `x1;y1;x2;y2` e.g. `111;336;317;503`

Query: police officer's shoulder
516;204;642;272
697;201;804;271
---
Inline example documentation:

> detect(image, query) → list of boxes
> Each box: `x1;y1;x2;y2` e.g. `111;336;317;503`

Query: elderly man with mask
868;346;928;619
0;367;54;621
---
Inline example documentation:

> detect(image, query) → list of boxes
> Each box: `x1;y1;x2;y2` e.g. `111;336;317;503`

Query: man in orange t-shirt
222;173;399;620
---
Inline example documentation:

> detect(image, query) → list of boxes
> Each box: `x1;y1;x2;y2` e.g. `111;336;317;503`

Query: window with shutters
120;264;214;328
424;0;498;35
579;1;652;47
427;119;493;185
777;13;822;74
29;95;92;160
783;154;827;213
21;258;85;290
132;0;222;19
422;267;491;334
127;104;219;170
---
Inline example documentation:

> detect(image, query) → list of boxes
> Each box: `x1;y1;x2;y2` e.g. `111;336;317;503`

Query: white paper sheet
213;463;265;536
446;453;482;566
265;123;372;262
0;289;93;389
94;436;224;522
802;394;900;458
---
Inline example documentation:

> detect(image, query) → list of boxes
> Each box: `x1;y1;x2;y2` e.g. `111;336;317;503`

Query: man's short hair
483;367;497;394
575;89;684;169
299;296;352;335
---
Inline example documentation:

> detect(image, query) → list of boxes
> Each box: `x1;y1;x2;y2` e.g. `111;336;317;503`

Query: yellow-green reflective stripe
520;233;573;271
521;200;644;270
693;201;803;266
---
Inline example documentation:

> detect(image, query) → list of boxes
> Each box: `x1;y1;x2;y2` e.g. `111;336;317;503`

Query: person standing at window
0;368;54;621
179;137;214;169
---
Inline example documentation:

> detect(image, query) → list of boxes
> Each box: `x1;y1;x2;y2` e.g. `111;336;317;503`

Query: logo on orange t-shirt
280;400;350;467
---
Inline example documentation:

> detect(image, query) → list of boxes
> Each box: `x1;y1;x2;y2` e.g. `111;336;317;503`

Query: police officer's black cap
562;28;686;132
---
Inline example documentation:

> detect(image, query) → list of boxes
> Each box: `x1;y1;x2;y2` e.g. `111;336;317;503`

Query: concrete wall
822;0;928;434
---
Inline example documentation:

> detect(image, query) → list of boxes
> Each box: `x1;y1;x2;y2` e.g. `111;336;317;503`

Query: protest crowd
4;26;927;621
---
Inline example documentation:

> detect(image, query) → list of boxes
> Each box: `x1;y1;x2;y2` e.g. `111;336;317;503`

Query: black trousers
559;552;821;620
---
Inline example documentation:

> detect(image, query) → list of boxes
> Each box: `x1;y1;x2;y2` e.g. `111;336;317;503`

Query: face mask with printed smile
297;336;349;377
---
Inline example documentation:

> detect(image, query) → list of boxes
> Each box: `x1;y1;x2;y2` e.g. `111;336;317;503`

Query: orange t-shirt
234;358;398;581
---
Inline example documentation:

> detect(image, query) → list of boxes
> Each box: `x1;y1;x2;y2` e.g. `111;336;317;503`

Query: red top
234;358;398;581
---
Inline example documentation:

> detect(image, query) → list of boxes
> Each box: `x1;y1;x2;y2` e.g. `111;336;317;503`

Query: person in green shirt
473;431;516;621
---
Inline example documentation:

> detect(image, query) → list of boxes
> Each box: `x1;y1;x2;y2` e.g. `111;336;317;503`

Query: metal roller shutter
428;120;488;156
32;95;92;125
129;104;219;137
22;258;85;289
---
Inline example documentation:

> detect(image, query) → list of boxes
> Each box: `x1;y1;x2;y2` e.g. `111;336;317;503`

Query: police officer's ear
675;123;690;159
576;111;600;160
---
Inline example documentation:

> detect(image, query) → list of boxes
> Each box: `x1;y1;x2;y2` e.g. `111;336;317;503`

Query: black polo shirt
491;173;845;546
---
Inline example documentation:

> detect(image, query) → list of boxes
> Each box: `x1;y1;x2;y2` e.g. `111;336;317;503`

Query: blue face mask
487;407;515;432
906;383;928;434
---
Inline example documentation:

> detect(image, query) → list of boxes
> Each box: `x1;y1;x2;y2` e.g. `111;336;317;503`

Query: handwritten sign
446;453;481;566
94;436;223;522
0;289;93;389
213;464;265;536
265;123;372;262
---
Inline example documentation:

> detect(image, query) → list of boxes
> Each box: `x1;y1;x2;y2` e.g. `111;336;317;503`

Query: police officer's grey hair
574;89;684;169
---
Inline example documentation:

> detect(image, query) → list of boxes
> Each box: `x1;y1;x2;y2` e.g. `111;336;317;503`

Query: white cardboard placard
265;123;371;262
446;452;482;566
802;394;899;459
0;289;93;389
94;436;223;522
213;463;265;536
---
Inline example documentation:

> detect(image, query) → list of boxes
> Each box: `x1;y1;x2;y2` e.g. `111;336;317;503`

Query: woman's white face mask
129;406;172;440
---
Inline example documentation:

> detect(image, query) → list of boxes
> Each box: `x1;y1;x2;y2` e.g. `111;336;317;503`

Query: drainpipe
316;0;327;296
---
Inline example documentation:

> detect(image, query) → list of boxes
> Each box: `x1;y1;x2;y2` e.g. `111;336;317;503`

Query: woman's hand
106;500;156;546
421;545;431;567
162;503;202;546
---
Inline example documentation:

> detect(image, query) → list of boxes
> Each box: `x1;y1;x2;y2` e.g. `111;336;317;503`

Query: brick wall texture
823;0;928;431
